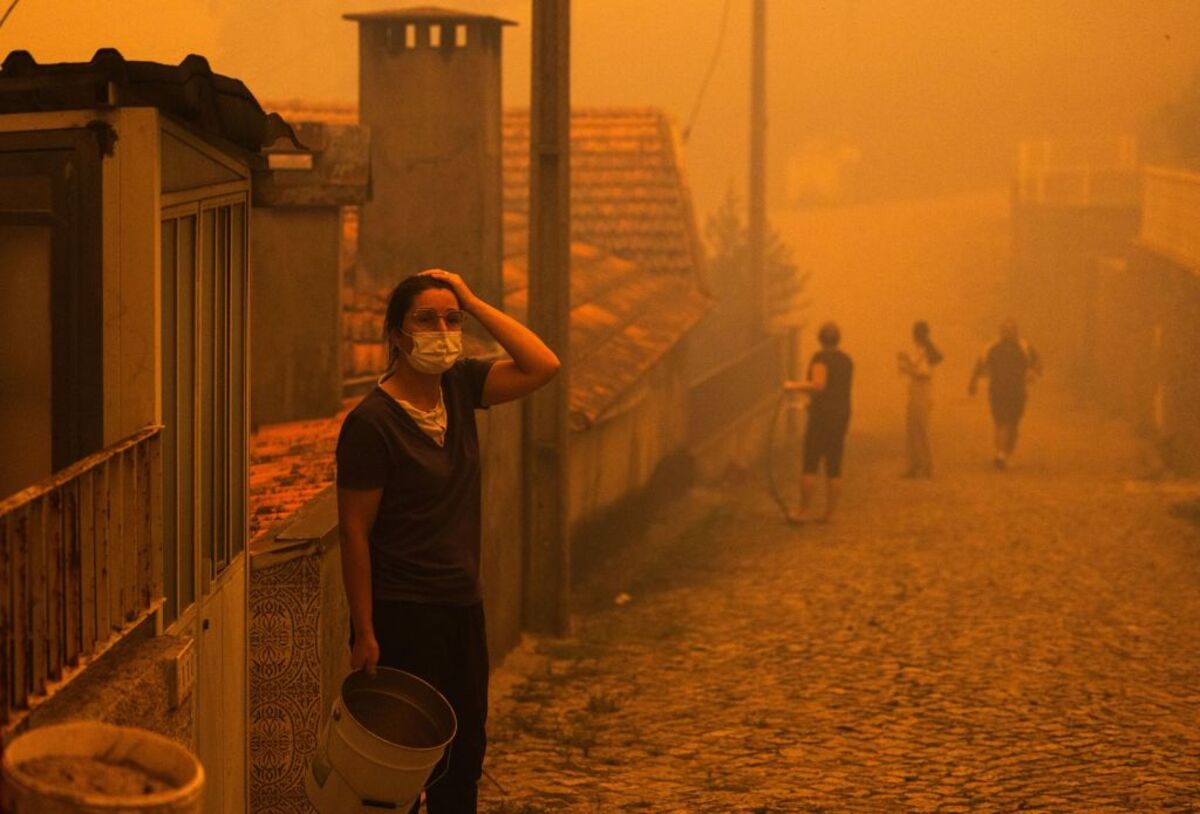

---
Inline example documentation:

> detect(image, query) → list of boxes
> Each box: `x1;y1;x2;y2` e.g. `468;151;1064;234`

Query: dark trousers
372;599;489;814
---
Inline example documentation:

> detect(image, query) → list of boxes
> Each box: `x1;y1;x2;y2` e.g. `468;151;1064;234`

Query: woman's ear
390;328;411;356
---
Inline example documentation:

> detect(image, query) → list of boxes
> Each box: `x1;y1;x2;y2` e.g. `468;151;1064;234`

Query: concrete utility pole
525;0;571;634
749;0;767;332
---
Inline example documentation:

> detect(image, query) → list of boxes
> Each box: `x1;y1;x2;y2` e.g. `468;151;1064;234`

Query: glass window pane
214;207;229;574
200;208;216;590
178;215;197;610
230;203;246;559
160;219;178;622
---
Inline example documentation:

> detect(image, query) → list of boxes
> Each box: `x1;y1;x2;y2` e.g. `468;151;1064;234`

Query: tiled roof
249;406;350;541
268;100;358;127
264;103;707;283
503;243;710;429
502;109;706;282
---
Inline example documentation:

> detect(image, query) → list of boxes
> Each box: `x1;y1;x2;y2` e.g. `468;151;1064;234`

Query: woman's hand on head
351;631;381;676
419;269;480;312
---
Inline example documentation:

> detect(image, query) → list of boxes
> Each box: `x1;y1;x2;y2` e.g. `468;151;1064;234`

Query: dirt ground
478;193;1200;812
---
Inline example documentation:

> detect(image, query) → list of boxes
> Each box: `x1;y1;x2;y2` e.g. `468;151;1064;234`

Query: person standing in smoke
968;318;1041;469
898;320;943;478
336;269;559;812
785;321;854;524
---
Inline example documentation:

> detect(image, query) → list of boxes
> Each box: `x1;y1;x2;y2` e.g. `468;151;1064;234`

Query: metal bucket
1;721;204;814
305;668;457;813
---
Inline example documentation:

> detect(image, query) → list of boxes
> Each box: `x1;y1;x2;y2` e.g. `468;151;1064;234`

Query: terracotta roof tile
503;242;710;429
265;103;706;283
248;405;352;541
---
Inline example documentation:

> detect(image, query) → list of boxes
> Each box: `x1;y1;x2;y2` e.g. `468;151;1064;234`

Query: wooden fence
0;425;163;725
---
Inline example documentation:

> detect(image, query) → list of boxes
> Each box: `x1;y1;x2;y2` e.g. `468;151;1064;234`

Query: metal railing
0;425;163;725
1141;166;1200;272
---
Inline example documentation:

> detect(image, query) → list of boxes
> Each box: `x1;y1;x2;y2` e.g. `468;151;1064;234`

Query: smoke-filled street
6;4;1200;812
480;194;1200;812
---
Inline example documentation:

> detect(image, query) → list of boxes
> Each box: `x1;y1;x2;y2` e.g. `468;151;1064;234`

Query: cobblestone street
479;195;1200;812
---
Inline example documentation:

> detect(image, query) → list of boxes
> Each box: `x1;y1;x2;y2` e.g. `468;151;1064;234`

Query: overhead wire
681;0;734;144
0;0;23;30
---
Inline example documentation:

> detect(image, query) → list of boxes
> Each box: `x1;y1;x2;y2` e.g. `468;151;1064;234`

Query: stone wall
13;615;196;750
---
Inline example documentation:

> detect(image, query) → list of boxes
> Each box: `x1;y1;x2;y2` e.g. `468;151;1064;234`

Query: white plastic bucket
1;721;204;814
305;668;457;814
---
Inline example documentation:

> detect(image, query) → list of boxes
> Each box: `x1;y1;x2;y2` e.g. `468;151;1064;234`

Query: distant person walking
898;320;943;478
968;318;1041;469
785;322;853;524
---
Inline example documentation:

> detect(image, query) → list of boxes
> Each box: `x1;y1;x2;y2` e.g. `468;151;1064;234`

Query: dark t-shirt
335;358;494;605
984;339;1037;399
808;348;853;424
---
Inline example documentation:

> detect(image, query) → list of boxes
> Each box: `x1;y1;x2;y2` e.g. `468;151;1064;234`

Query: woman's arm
967;356;987;395
785;362;828;394
419;269;560;406
899;349;931;380
338;486;383;675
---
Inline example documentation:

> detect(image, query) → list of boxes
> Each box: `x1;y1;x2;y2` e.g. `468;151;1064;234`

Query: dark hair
817;321;840;348
913;320;943;365
383;274;460;367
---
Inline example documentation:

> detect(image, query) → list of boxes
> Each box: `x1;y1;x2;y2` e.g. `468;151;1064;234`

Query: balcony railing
1140;166;1200;273
0;424;163;726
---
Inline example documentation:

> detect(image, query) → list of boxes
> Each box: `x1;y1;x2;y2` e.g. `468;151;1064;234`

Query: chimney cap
343;6;516;25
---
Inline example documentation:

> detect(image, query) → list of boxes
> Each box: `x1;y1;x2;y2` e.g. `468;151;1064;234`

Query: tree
703;186;810;330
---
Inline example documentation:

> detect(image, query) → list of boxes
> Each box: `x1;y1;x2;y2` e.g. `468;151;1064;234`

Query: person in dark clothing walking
336;269;559;813
785;321;853;524
968;318;1041;469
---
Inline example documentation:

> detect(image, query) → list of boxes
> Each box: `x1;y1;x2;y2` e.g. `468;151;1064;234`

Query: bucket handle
423;742;453;791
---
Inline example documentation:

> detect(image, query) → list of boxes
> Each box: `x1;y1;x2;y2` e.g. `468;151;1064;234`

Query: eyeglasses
409;308;466;330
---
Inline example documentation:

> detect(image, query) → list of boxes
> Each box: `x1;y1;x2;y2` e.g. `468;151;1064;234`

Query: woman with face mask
335;269;559;813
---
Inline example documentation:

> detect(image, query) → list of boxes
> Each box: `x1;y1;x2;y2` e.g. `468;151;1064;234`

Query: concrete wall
354;18;504;304
1085;256;1156;427
102;108;162;445
250;208;343;429
1088;247;1200;473
12;616;196;750
1010;200;1141;380
1137;253;1200;473
568;346;690;527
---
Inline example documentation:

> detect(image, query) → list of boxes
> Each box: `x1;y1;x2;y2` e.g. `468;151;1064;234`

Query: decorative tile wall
249;553;322;814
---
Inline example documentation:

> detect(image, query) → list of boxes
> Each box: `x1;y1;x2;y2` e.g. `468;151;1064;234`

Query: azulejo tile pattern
250;554;323;814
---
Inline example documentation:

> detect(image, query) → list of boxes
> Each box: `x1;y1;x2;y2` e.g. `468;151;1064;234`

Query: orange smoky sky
4;1;1199;213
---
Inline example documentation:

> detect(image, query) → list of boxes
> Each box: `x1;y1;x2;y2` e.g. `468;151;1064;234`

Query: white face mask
402;330;462;374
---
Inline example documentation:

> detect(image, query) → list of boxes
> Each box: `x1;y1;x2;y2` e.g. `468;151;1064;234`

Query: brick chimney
345;6;514;304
